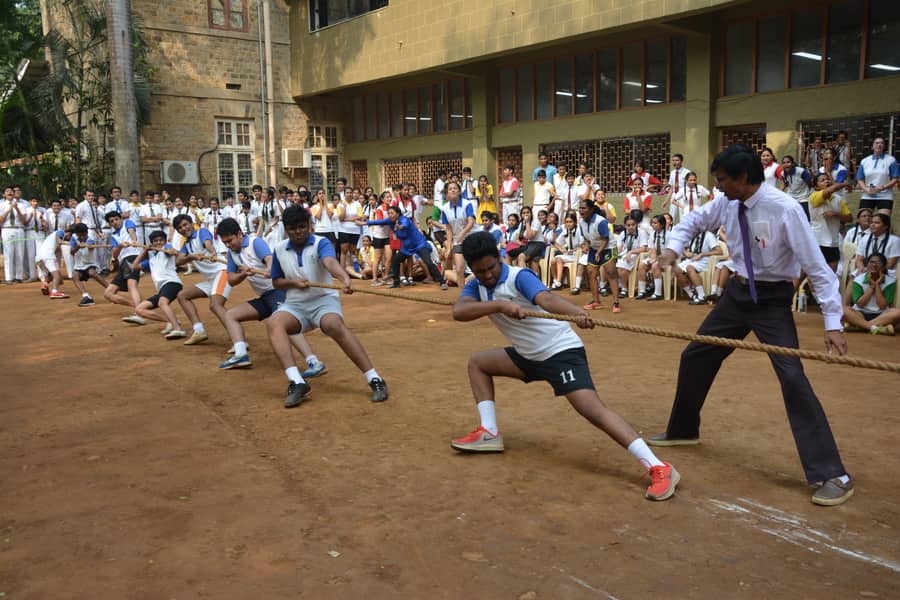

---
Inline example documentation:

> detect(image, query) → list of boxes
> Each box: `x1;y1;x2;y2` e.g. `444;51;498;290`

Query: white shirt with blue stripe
578;213;611;249
181;228;226;278
109;219;141;260
461;263;583;361
270;234;339;304
227;235;274;295
140;244;181;290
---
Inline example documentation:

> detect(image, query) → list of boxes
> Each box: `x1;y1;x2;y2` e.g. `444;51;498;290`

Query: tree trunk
106;0;141;193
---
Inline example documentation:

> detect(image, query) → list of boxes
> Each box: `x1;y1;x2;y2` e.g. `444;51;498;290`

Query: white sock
711;284;719;295
553;279;560;286
51;288;58;293
628;438;664;469
364;368;380;383
696;285;705;299
285;366;304;384
192;322;205;334
638;281;646;293
306;354;320;366
574;276;582;288
477;400;498;435
82;292;89;297
654;277;662;293
682;286;692;296
233;341;248;356
838;474;850;484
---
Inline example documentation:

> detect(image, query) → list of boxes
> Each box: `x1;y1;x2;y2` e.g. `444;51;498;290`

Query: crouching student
215;217;326;376
69;222;110;306
131;230;187;339
449;232;680;501
36;227;71;299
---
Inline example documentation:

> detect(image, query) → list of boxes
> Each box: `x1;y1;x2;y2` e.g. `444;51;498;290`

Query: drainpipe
263;0;277;186
257;0;270;186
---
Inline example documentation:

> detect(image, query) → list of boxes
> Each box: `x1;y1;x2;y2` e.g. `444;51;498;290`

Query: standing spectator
460;167;478;211
498;165;521;221
475;175;496;218
532;170;556;217
835;131;853;172
553;163;568;190
624;179;653;220
808;173;853;272
804;136;823;174
667;154;691;198
665;172;709;223
554;171;585;222
856;136;899;214
433;171;447;208
626;160;661;192
819;148;849;197
532;152;557;185
760;147;783;187
779;155;813;220
1;186;31;283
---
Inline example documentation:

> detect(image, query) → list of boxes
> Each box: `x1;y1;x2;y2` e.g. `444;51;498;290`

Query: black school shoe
369;378;389;402
284;381;312;408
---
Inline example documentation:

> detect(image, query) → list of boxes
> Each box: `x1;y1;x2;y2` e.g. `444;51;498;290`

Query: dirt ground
1;273;898;599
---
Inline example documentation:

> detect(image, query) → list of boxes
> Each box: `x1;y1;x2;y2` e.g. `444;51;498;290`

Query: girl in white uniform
615;214;649;298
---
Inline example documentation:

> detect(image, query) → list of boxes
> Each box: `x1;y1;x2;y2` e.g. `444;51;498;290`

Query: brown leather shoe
647;433;700;447
811;477;854;506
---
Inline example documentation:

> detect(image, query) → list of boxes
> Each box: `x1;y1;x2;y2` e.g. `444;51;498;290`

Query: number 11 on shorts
560;369;576;384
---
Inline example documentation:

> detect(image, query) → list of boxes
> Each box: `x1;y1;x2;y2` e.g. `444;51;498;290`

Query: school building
288;0;900;206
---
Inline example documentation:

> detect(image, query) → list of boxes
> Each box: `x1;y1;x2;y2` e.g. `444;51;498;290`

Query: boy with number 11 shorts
450;232;680;501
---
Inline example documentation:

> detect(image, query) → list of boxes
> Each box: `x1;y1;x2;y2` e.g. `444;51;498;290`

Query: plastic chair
662;264;676;300
792;278;810;312
839;241;857;294
628;252;649;297
540;246;555;286
563;250;582;290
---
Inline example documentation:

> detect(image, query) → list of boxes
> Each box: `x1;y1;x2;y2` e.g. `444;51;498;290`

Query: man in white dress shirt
648;145;853;507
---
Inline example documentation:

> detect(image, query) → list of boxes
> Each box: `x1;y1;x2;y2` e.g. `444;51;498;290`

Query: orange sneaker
40;282;49;295
612;302;621;314
646;462;680;501
49;290;69;299
583;301;604;310
450;426;504;452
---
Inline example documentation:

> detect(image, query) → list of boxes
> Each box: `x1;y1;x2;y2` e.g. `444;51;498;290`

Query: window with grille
307;125;339;149
216;119;254;200
209;0;248;32
309;0;389;32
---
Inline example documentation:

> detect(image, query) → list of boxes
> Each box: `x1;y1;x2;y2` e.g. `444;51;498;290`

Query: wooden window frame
208;0;249;33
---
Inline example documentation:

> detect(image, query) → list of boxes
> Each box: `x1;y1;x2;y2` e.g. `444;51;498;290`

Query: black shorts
800;202;810;221
372;237;389;249
452;243;464;254
247;289;285;320
587;247;616;268
859;198;893;212
855;309;879;321
111;260;140;289
75;267;97;281
819;245;840;263
146;281;182;308
507;246;526;259
504;346;595;397
338;232;360;247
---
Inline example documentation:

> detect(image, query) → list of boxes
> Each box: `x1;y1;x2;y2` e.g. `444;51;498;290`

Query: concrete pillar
684;32;715;174
469;72;494;181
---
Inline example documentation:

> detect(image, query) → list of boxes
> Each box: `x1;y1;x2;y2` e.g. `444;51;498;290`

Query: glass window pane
827;0;863;83
364;95;377;140
757;15;787;92
516;65;533;121
645;39;667;105
865;0;900;78
574;53;594;113
434;82;447;132
391;91;403;137
211;8;225;26
449;79;465;130
555;57;572;116
498;67;514;123
597;48;617;110
229;0;242;10
325;126;337;147
790;9;824;88
404;89;417;136
352;98;364;142
725;22;753;95
535;62;552;119
218;153;233;169
326;155;339;190
377;92;389;139
310;155;323;188
621;43;642;107
669;37;686;102
465;80;473;129
418;85;432;134
230;12;244;29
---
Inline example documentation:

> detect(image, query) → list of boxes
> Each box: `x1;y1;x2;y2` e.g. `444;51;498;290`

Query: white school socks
477;400;498;435
695;285;705;299
285;367;305;384
575;276;583;288
628;438;665;468
638;281;646;293
363;368;380;382
192;322;205;334
233;341;248;357
654;278;662;293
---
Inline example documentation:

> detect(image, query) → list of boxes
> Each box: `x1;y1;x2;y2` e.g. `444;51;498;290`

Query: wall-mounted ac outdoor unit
160;160;199;185
282;148;312;169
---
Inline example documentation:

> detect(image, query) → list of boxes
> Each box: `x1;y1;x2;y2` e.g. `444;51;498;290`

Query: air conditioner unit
160;160;199;185
282;148;312;169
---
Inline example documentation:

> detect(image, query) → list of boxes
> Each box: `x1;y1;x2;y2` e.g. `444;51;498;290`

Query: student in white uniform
854;213;899;275
448;232;680;502
131;230;186;338
104;211;145;321
778;155;813;220
551;211;583;292
842;252;899;335
268;205;388;408
578;200;620;313
441;182;476;287
35;228;71;299
1;185;32;283
140;192;165;244
674;229;722;304
665;172;709;223
203;197;228;254
808;173;853;272
856;136;900;214
614;213;649;298
636;214;670;300
172;215;231;346
68;223;109;306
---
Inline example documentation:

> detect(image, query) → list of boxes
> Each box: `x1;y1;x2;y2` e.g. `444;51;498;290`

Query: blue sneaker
219;354;252;370
302;359;328;378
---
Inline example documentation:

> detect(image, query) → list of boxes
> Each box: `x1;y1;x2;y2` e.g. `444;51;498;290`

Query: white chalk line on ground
707;497;900;574
551;566;621;599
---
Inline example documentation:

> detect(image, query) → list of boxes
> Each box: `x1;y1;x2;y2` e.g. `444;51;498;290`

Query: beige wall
134;0;308;194
289;0;739;97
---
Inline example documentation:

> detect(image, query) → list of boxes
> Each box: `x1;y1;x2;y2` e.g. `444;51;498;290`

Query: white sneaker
165;329;187;339
160;323;173;335
551;281;562;290
122;314;146;325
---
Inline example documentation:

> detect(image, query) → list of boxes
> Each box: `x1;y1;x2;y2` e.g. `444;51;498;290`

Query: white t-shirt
336;200;363;235
143;245;181;290
37;230;65;261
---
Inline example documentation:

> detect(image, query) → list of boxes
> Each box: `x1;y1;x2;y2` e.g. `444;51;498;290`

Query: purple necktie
737;202;758;303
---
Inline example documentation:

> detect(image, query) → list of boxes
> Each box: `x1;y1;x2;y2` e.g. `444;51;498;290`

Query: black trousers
666;278;846;483
392;247;444;283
